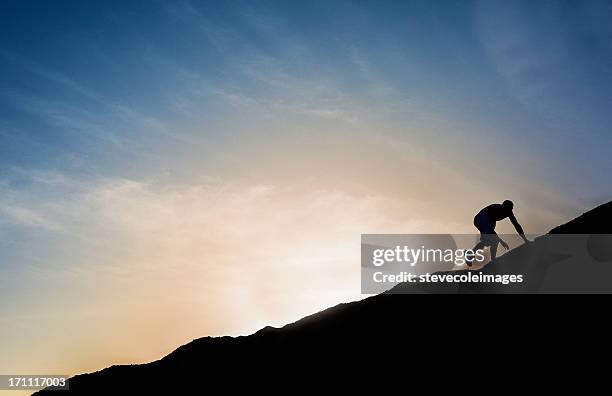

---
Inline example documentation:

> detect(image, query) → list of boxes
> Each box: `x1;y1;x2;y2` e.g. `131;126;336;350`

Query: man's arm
509;212;529;242
497;233;509;250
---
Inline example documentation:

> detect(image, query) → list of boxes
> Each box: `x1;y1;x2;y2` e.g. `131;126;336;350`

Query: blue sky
1;0;612;377
1;1;611;193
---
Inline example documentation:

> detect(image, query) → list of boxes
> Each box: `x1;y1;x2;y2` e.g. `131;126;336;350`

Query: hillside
35;201;612;394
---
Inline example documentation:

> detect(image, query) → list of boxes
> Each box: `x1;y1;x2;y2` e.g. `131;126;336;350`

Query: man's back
480;203;511;222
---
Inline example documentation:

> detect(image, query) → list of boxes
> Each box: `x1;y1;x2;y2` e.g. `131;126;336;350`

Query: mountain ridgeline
35;201;612;394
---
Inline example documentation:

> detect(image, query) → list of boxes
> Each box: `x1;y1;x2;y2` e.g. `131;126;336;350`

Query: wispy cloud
0;204;63;231
1;50;193;147
475;0;569;114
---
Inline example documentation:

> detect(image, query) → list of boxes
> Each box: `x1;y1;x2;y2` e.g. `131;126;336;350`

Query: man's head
502;200;514;211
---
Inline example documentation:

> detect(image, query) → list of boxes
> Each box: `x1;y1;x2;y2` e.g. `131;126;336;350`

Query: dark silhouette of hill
34;201;612;395
548;200;612;234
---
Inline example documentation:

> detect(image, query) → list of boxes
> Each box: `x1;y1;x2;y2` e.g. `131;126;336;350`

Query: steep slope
35;201;612;394
548;200;612;234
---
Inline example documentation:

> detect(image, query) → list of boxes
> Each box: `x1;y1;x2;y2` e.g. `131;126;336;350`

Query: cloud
0;50;192;149
475;0;569;113
0;204;63;231
0;166;413;295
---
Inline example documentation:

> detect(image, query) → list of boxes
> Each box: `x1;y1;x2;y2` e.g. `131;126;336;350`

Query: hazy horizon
1;0;612;378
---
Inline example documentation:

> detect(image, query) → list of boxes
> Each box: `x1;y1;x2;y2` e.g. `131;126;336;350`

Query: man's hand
500;240;509;250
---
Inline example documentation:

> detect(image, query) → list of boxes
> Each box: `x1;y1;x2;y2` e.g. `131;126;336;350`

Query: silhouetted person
467;200;529;267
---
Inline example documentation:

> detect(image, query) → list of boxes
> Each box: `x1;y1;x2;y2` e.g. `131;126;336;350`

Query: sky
1;0;612;379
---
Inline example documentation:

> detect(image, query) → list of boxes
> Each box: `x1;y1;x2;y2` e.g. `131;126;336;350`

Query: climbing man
467;200;530;268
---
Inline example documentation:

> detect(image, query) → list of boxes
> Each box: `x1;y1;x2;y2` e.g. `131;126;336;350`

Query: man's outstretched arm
509;212;529;242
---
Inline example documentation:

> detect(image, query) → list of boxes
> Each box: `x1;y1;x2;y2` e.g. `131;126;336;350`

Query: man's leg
467;239;487;268
473;241;486;251
490;239;499;260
